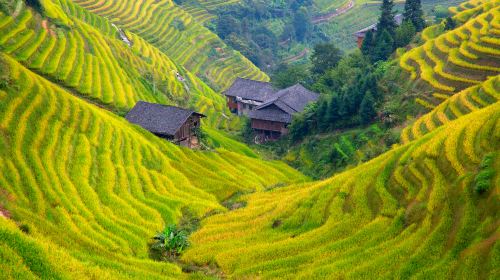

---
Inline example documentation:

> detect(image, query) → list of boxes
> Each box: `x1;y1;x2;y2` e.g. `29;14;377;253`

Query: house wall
237;102;257;116
174;115;201;146
251;119;287;133
226;96;238;113
357;36;364;48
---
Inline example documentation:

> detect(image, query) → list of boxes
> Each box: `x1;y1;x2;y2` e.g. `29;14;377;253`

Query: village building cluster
125;78;318;147
225;78;319;142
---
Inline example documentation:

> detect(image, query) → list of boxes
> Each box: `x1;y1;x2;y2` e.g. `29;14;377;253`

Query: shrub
473;153;495;194
152;225;189;259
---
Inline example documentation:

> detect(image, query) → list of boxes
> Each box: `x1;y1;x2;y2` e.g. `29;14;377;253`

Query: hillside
0;53;305;279
179;0;465;68
400;0;500;106
184;101;499;279
69;0;268;90
0;0;499;279
182;1;500;278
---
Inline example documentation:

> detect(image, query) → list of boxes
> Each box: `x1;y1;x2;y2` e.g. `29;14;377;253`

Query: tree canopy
310;42;343;76
403;0;425;31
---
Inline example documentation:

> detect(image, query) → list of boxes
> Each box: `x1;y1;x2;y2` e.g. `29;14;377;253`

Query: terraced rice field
0;1;242;131
401;75;499;143
0;6;150;108
0;1;498;279
180;0;240;23
71;0;268;90
400;0;500;98
177;3;500;277
0;54;305;279
183;101;500;279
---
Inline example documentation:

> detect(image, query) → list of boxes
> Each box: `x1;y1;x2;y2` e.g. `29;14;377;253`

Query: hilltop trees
403;0;425;31
373;29;394;61
211;0;327;69
360;92;377;124
395;21;417;48
271;63;310;89
363;0;424;61
362;0;398;62
361;30;375;56
377;0;397;36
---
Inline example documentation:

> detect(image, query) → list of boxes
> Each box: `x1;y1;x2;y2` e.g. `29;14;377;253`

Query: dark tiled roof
250;84;319;123
125;101;205;136
257;84;319;112
224;77;276;102
248;105;292;123
355;14;403;37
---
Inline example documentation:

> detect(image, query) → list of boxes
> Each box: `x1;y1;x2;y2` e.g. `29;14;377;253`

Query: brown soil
0;205;11;219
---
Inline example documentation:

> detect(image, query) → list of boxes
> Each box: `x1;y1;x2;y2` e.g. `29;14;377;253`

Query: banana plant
152;225;189;258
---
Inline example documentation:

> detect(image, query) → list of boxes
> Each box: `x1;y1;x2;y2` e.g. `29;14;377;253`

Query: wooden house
355;14;403;48
126;101;205;147
224;78;276;116
249;84;319;143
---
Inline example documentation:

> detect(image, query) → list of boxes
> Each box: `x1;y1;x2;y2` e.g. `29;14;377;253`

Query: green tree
293;7;311;42
361;30;375;59
271;64;310;89
403;0;425;31
359;92;377;124
394;21;416;48
373;29;394;61
289;112;309;143
376;0;397;36
444;17;456;30
433;5;450;21
310;42;343;76
217;14;241;39
316;99;329;131
327;93;341;128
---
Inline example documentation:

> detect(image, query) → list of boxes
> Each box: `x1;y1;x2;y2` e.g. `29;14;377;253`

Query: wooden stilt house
126;101;205;147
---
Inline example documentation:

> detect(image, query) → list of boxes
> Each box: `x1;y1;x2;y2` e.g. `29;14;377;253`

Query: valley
0;0;498;279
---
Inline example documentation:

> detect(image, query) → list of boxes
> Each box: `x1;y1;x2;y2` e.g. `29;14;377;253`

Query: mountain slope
70;0;268;90
0;1;244;131
0;53;305;279
0;0;498;279
400;0;499;100
183;99;499;279
179;3;500;278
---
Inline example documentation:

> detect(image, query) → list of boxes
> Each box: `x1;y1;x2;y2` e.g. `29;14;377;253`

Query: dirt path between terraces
0;206;11;219
312;0;355;24
284;48;309;63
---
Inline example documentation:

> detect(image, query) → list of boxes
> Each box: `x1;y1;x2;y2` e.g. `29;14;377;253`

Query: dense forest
204;0;327;69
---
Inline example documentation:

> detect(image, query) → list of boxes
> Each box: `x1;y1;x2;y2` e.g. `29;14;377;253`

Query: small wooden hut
126;101;205;147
